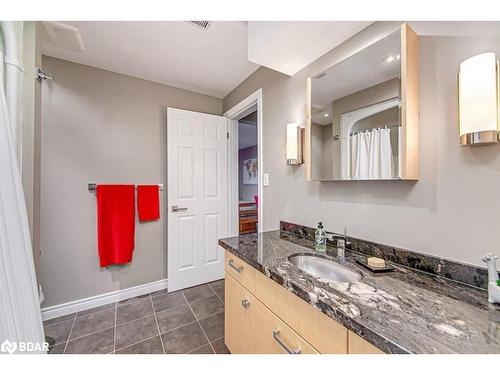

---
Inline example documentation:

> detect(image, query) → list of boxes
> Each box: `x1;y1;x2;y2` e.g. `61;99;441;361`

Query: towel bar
88;183;165;192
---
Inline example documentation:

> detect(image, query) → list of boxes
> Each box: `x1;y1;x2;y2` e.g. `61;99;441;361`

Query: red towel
137;185;160;222
96;185;135;267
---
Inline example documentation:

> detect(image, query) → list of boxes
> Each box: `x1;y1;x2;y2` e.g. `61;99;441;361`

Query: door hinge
227;132;229;139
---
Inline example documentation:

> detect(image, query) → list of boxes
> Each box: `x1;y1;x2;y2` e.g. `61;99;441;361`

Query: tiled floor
44;279;229;354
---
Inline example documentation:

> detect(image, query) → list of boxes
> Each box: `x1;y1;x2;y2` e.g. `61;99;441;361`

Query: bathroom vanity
220;224;500;354
224;249;382;354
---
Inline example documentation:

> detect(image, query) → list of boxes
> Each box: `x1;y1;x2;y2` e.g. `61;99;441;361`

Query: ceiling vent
187;21;212;30
42;21;85;51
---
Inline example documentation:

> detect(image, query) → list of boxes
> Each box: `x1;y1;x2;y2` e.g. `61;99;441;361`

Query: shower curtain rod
88;183;165;192
350;125;400;136
332;125;401;141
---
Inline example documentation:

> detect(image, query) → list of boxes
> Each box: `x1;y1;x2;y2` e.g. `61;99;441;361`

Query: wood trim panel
400;23;420;180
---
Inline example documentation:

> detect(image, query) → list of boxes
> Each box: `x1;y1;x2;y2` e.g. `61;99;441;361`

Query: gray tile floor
44;279;229;354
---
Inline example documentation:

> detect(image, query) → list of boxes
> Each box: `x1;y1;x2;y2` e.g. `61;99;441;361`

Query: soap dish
355;257;395;273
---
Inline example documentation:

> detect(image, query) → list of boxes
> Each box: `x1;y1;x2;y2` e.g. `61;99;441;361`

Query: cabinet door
254;298;318;354
224;273;255;353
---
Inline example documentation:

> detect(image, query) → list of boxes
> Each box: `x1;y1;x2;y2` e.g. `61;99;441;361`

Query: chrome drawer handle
241;299;250;309
228;259;243;273
272;330;301;354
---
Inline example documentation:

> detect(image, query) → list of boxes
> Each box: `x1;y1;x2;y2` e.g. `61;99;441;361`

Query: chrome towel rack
88;183;165;192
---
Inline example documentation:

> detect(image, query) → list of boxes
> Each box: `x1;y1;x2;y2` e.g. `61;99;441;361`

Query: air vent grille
187;21;212;30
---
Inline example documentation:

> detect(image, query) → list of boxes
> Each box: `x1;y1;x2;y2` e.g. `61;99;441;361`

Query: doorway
238;110;258;234
224;89;263;237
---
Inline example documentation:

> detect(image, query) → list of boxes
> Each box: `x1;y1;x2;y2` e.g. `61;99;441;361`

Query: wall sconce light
458;52;499;146
286;123;304;165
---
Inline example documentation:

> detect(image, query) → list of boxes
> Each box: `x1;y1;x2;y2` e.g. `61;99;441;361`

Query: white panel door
167;107;228;291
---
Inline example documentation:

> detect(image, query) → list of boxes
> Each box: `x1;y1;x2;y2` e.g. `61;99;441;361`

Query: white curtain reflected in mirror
350;128;394;179
340;98;399;180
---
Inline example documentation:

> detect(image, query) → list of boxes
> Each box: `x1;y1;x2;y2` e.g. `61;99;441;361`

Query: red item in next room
96;185;135;267
137;185;160;222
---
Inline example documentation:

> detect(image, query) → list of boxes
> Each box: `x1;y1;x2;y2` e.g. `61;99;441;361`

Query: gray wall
40;56;222;306
223;22;500;267
239;145;258;201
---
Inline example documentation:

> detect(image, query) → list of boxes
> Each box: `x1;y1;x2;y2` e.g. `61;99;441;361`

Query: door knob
172;205;188;212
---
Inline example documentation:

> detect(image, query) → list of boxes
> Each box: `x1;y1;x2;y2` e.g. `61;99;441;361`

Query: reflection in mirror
310;29;402;181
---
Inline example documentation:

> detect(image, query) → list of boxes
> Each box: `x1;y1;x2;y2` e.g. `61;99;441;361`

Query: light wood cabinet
348;331;384;354
224;250;385;354
225;273;256;354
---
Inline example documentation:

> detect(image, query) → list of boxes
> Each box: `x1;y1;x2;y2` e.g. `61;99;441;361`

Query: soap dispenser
315;222;326;252
482;253;500;304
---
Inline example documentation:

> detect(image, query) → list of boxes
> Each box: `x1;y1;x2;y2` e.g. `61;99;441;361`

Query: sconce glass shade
458;52;499;145
286;123;303;165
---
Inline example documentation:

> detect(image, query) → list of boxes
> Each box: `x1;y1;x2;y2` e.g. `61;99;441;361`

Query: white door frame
224;89;263;236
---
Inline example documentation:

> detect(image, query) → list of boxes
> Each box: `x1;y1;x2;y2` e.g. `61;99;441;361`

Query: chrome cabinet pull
241;299;250;309
228;259;243;273
272;330;301;354
171;205;188;212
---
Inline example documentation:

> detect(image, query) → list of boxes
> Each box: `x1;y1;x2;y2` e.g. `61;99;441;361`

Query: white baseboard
41;278;168;321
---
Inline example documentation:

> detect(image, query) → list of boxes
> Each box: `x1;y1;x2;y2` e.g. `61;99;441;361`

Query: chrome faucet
336;228;347;262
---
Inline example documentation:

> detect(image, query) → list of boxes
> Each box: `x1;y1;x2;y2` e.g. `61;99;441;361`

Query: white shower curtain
351;131;370;179
351;128;393;180
0;21;46;353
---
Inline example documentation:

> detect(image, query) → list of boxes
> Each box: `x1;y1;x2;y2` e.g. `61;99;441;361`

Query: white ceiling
41;21;500;101
42;21;260;98
247;21;373;76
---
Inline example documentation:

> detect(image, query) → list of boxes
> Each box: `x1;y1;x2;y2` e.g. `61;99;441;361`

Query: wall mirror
306;24;419;181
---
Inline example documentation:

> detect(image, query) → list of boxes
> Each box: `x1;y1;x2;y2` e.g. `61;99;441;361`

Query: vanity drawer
224;250;255;293
254;270;348;354
225;273;256;354
254;297;318;354
348;331;384;354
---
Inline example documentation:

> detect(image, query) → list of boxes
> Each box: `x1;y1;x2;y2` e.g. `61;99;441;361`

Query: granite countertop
218;230;500;354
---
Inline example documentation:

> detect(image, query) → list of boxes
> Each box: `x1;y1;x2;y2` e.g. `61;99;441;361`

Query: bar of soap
367;257;385;268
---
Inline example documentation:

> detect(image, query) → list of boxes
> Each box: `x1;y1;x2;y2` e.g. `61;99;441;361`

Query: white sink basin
289;254;362;283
